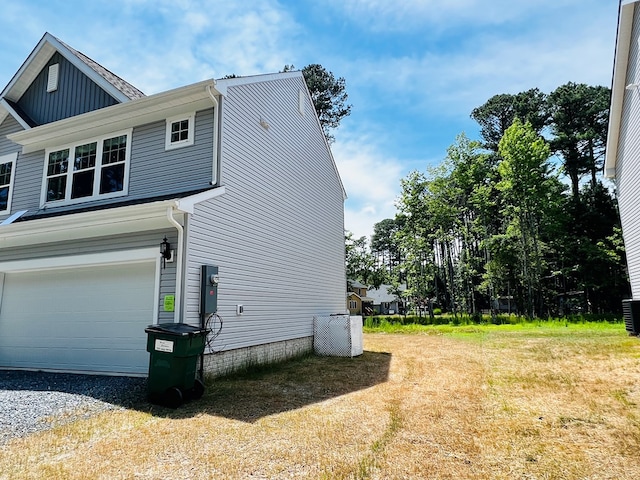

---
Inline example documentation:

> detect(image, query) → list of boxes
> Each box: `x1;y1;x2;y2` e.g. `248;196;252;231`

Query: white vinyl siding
183;75;346;351
617;4;640;298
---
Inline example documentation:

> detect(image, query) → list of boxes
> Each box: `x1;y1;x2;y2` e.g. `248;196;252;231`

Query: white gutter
8;80;222;154
207;84;220;185
166;206;184;324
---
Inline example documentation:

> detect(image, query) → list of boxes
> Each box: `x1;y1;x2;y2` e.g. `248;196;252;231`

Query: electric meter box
200;265;219;316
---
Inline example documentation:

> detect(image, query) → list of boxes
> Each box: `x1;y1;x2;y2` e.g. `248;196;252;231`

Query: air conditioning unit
622;299;640;335
313;314;363;357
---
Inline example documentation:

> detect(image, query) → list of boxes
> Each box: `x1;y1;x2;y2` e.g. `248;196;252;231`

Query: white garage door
0;262;156;375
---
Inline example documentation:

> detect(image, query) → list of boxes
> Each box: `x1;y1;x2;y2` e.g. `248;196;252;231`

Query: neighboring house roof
347;291;374;302
0;32;145;128
367;284;406;304
605;0;634;178
367;285;397;304
348;279;367;289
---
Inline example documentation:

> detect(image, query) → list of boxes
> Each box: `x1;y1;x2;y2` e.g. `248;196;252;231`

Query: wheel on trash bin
164;386;183;409
191;378;205;400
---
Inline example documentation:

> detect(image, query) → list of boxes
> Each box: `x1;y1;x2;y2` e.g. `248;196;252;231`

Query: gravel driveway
0;370;146;444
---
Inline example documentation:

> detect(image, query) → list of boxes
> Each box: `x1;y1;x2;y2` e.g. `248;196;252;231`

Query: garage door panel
0;262;156;375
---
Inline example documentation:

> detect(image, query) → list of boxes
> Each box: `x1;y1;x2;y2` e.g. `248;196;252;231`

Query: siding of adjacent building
616;4;640;298
183;75;347;351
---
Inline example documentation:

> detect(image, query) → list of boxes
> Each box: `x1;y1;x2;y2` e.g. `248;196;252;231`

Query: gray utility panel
200;265;219;316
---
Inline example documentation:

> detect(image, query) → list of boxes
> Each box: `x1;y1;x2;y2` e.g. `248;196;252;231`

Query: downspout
166;206;184;323
206;84;220;186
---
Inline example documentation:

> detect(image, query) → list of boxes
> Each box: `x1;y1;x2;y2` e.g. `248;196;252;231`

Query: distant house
347;280;374;315
606;1;640;315
0;33;347;376
367;284;405;315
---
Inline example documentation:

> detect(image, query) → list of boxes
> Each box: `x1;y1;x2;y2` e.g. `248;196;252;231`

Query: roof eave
8;79;221;153
1;33;131;105
0;199;177;249
605;1;636;179
0;98;31;130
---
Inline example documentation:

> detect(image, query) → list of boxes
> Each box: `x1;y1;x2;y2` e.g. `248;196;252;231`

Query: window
42;131;131;206
349;300;357;309
165;113;195;150
0;152;17;214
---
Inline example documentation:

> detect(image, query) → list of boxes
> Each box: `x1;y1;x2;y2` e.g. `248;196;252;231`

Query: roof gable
0;32;144;129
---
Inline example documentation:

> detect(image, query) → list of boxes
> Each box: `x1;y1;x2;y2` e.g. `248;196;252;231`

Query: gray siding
17;52;118;126
0;116;23;155
0;229;178;323
0;108;215;221
128;109;214;198
183;76;346;351
617;4;640;298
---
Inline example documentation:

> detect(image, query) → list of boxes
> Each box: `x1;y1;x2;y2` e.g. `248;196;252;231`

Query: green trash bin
145;323;209;408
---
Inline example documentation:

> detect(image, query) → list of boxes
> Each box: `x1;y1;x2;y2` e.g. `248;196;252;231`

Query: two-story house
347;280;373;316
0;33;347;375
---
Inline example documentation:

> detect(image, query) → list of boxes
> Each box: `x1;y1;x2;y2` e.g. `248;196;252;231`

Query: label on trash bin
155;339;174;353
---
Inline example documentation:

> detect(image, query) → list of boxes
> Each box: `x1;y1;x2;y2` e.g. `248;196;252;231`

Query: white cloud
341;7;616;123
331;132;405;240
325;0;600;33
13;0;302;95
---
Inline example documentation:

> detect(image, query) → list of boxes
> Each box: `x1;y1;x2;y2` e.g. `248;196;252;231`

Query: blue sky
0;0;620;240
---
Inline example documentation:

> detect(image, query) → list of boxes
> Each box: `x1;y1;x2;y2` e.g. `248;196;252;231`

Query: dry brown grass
2;326;640;479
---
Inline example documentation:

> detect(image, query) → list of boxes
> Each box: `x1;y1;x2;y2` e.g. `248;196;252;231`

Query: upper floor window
0;152;17;214
165;113;194;150
42;130;131;206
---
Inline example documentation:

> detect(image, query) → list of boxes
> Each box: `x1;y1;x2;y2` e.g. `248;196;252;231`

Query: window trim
40;129;132;208
0;152;17;215
165;113;195;150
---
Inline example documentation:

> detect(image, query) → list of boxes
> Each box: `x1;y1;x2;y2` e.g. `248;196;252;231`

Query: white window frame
0;152;17;215
165;113;195;150
40;129;132;207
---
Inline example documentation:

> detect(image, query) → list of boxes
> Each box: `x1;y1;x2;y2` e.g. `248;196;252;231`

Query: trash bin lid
145;323;209;336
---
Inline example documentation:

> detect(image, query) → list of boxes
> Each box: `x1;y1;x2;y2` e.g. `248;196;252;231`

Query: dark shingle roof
55;36;145;100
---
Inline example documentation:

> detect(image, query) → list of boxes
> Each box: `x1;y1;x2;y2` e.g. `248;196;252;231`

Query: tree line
347;83;628;318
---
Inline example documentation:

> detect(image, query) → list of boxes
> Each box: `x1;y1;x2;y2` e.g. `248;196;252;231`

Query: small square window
165;113;195;150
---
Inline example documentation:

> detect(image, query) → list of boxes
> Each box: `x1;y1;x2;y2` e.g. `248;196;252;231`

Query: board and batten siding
17;52;119;126
617;4;640;299
0;108;215;222
183;75;346;351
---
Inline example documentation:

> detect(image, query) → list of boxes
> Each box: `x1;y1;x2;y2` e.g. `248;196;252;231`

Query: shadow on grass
154;350;392;422
0;351;391;426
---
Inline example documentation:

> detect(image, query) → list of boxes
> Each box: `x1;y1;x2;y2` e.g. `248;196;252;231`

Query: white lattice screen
313;315;363;357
